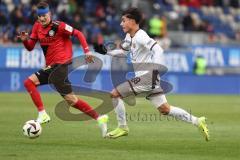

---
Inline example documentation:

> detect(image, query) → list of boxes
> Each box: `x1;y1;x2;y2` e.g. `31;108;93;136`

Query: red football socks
24;78;99;120
73;99;99;120
24;79;44;112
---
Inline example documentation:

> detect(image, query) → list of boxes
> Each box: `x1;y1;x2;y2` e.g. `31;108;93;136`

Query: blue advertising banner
190;45;240;67
0;45;239;94
0;69;239;94
1;45;240;71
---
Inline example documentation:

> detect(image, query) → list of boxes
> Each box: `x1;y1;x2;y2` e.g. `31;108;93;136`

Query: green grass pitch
0;93;239;160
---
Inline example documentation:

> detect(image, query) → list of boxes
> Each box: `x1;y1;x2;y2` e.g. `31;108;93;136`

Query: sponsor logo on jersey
39;36;57;43
65;24;73;33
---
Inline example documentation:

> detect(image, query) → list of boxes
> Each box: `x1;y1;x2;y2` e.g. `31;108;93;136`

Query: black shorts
35;63;72;96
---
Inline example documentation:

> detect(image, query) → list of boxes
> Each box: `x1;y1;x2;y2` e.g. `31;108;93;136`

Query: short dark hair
37;1;49;9
122;7;143;24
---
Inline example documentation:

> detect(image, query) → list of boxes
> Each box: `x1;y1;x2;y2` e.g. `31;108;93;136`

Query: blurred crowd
0;0;122;45
0;0;240;47
158;0;240;44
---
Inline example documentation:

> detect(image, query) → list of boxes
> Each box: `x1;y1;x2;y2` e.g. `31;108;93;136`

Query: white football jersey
123;29;164;76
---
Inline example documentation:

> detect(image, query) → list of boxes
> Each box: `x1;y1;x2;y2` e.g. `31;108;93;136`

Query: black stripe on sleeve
127;80;137;95
150;42;157;51
120;45;130;51
71;29;75;36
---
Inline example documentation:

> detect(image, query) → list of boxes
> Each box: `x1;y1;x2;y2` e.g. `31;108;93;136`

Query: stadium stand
0;0;240;46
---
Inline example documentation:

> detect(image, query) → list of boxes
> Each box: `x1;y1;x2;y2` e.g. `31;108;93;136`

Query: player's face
120;16;135;33
38;12;51;27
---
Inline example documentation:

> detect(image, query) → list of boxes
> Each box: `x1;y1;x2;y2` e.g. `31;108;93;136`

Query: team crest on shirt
48;30;55;37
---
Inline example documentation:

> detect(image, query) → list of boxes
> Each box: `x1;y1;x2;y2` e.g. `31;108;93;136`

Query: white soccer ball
23;120;42;138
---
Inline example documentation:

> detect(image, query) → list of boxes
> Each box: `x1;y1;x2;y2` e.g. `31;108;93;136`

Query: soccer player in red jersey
18;1;108;137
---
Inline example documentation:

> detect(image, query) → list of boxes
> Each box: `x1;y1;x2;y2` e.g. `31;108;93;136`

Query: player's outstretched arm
108;49;127;57
17;31;37;51
93;43;127;58
72;29;94;63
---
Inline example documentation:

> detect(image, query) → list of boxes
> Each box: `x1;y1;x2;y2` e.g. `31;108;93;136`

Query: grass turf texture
0;93;239;160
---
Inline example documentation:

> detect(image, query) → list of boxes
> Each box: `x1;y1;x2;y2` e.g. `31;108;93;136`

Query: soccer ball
23;120;42;138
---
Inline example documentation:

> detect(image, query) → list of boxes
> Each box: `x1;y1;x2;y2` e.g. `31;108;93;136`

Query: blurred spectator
69;0;77;14
166;7;182;30
28;5;38;24
95;3;106;21
157;16;171;49
58;9;71;24
200;0;214;6
90;22;104;44
0;12;7;25
0;0;240;45
230;0;239;8
57;0;70;14
149;14;164;38
182;12;211;32
191;13;204;31
193;55;207;75
182;12;194;31
236;30;240;41
99;20;112;36
201;20;214;32
10;6;24;27
148;14;171;49
0;26;12;44
72;14;83;31
179;0;201;9
213;0;239;8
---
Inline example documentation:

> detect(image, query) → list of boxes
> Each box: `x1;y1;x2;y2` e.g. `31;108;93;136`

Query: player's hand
85;53;94;63
17;31;29;41
93;43;107;55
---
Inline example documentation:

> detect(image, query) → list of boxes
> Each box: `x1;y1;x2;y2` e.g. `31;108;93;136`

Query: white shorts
115;70;167;108
116;70;162;97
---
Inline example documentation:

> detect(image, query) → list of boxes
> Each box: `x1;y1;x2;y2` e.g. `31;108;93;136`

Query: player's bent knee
28;74;40;85
65;98;76;106
24;78;35;89
110;89;121;98
158;103;170;115
64;94;78;106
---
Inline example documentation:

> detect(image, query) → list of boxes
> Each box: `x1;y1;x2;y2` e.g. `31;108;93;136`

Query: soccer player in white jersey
94;8;209;141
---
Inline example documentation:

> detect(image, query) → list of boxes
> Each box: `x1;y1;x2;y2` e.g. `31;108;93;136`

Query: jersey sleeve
59;22;74;36
137;31;157;51
29;22;38;41
58;22;90;53
22;22;38;51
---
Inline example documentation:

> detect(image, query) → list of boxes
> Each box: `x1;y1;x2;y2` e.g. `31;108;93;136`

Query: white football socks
38;110;46;116
168;106;198;126
112;98;199;127
112;98;127;127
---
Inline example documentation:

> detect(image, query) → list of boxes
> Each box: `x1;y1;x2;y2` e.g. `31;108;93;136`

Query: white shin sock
112;98;127;127
168;106;198;126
